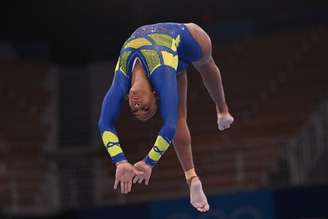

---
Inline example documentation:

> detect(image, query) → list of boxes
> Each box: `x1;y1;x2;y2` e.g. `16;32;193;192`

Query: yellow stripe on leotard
148;135;170;161
124;38;152;49
114;57;120;72
161;51;178;70
102;131;123;157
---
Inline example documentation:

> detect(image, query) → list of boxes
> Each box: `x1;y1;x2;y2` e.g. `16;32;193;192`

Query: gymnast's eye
142;107;149;112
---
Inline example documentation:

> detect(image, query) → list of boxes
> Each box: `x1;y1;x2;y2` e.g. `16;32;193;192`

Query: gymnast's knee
174;122;191;146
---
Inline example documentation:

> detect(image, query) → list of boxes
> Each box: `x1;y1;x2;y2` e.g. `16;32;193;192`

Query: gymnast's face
128;89;157;121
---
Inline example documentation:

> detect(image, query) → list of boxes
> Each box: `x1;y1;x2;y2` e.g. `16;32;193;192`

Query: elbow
98;118;105;132
98;117;111;133
162;124;177;141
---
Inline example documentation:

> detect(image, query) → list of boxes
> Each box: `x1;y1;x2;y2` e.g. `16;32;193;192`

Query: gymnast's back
117;22;203;76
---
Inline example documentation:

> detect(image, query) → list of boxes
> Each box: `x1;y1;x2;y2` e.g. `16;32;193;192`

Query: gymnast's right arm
98;71;129;165
143;69;179;167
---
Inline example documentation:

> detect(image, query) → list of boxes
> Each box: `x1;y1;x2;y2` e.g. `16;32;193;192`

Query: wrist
217;104;229;114
111;153;127;165
144;162;153;169
115;160;128;166
143;156;155;168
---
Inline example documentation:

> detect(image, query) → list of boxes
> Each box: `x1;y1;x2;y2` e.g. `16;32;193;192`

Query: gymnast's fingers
133;175;139;184
127;181;132;192
120;181;125;194
145;175;150;186
114;179;119;190
138;175;144;184
124;182;129;194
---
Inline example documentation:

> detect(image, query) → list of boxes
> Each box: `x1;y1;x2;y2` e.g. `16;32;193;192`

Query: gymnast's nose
134;103;140;109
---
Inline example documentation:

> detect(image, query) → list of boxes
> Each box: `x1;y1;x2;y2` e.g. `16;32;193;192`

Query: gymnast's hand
133;160;152;186
217;111;234;131
114;161;142;194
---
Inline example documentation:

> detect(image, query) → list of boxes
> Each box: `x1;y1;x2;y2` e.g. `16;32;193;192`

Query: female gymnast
98;22;234;212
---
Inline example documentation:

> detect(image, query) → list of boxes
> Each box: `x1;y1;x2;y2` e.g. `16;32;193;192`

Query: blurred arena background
1;0;328;218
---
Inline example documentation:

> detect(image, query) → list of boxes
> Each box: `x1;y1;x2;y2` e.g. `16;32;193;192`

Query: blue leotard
98;22;202;167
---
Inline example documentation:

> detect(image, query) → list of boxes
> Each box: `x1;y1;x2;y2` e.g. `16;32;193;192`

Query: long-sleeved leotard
98;22;202;167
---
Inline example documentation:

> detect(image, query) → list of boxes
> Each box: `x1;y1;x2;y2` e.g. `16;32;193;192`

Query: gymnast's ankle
185;168;199;187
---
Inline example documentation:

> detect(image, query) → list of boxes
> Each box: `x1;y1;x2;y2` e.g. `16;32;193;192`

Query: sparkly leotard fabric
99;23;202;166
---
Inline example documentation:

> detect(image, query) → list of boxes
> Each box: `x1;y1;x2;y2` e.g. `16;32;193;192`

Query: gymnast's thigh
177;71;188;119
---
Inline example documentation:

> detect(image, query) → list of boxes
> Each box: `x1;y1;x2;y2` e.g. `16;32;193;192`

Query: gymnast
98;22;234;212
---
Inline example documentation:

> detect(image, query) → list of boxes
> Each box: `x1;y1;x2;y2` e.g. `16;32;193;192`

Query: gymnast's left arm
133;69;179;185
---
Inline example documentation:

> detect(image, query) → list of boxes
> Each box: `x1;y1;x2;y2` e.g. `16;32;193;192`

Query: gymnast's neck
130;60;152;92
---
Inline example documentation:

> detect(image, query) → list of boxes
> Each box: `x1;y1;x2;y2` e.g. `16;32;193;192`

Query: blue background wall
75;186;328;219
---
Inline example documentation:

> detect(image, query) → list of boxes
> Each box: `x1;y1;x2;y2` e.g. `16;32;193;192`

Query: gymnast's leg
173;72;209;212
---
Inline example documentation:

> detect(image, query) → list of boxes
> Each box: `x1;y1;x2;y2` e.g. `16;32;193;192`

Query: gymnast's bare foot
189;177;210;212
